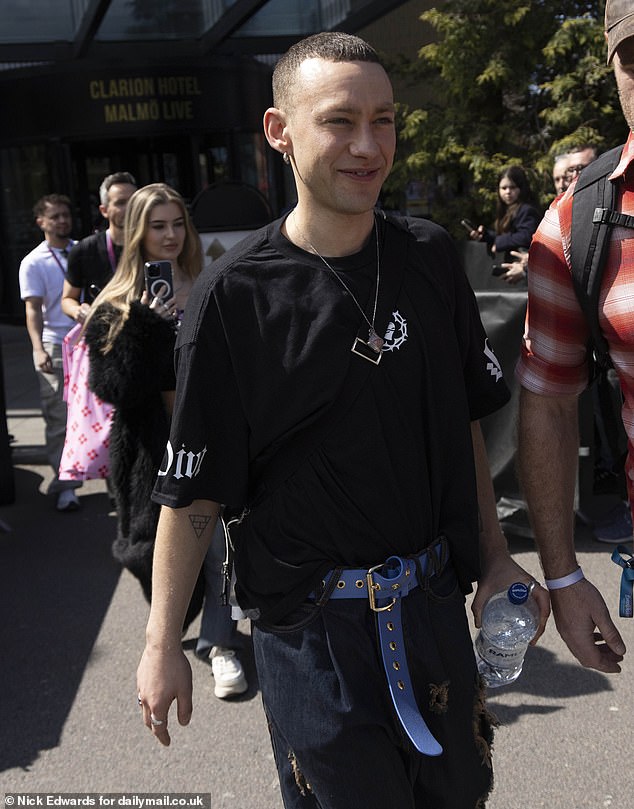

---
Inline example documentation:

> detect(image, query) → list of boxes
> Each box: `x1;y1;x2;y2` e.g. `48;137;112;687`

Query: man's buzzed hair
272;31;382;109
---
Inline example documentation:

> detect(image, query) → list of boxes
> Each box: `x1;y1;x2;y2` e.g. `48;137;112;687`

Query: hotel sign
89;75;202;125
0;63;270;140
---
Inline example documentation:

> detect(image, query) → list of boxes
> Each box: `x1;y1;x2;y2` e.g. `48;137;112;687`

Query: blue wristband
611;545;634;618
544;567;585;590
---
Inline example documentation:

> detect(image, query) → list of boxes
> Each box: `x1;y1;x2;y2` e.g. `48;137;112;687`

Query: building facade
0;0;433;319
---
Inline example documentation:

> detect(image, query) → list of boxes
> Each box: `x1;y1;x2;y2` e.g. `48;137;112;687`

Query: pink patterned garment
59;323;114;480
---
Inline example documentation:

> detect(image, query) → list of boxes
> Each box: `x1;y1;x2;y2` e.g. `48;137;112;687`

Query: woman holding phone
468;165;541;285
81;183;203;624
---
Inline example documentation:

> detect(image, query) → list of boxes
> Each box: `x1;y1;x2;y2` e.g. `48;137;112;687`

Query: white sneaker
56;489;80;512
210;647;247;698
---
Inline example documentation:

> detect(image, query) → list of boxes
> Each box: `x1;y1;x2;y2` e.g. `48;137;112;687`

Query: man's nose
350;123;380;156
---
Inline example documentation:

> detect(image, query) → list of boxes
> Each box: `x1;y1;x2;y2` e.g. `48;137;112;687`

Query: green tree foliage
384;0;624;235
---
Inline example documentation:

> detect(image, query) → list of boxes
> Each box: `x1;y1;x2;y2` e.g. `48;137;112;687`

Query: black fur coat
84;302;203;627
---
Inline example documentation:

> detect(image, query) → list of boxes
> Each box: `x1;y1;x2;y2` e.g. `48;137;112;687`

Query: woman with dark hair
469;165;541;284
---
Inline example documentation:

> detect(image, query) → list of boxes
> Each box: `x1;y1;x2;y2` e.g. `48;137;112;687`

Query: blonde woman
82;183;204;626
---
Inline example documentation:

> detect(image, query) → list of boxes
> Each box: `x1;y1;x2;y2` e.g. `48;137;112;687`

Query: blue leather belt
312;541;446;757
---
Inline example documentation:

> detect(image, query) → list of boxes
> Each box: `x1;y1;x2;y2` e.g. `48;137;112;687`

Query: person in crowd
81;183;205;628
469;165;541;285
18;194;81;512
499;152;575;281
136;32;549;808
552;153;571;196
565;143;599;185
550;139;631;545
562;142;632;544
62;171;137;323
517;0;632;675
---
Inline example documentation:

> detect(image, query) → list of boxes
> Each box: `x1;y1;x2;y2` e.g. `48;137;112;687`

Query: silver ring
150;713;165;727
137;693;142;706
162;302;168;310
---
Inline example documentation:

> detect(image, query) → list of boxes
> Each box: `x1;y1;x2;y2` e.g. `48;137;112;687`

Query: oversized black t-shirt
153;213;510;623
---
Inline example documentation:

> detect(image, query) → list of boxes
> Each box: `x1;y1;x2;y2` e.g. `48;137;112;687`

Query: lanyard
611;544;634;618
47;243;70;274
105;230;118;273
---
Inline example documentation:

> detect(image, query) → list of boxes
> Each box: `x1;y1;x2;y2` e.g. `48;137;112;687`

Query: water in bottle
474;581;539;687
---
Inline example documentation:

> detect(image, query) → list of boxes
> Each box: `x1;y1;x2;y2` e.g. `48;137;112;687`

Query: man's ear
263;107;291;157
98;203;108;219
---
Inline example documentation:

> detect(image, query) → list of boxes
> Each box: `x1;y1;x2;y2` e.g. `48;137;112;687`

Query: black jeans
253;559;494;809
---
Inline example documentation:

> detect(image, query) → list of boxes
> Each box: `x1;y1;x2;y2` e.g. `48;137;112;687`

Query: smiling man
136;32;548;808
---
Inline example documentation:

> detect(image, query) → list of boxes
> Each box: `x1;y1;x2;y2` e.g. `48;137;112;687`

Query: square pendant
351;337;382;365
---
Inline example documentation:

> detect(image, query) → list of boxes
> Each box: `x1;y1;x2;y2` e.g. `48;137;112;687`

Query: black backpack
569;144;634;467
569;144;634;371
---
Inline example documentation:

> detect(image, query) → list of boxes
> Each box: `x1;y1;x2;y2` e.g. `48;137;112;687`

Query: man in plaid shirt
517;0;633;673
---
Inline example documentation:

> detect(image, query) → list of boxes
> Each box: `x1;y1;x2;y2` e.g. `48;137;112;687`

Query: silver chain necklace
293;215;384;357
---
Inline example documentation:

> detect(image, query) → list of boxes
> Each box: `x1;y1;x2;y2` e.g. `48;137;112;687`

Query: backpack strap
569;145;624;371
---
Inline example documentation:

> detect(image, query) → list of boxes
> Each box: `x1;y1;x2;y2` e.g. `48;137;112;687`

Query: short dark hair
99;171;137;205
272;31;382;108
33;194;71;219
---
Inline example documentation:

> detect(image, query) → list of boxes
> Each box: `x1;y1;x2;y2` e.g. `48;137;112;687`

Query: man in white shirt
19;194;81;511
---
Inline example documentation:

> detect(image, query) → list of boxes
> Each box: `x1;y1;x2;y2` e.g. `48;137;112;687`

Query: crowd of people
463;138;632;548
13;1;634;806
18;178;248;701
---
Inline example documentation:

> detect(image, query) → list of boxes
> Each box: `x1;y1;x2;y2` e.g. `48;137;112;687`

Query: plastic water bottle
474;581;539;687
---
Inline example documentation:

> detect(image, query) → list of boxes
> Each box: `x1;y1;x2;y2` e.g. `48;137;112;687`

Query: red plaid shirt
517;131;634;492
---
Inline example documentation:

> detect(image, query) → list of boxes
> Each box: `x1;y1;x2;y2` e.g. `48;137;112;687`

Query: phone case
144;261;174;301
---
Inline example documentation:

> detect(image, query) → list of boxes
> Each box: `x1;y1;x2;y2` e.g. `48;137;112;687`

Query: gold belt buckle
366;563;396;612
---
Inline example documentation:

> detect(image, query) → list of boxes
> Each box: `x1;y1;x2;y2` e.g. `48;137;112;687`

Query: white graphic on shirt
484;339;503;382
158;440;207;479
382;311;408;352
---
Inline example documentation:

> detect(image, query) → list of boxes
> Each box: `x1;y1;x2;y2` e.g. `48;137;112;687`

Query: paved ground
1;322;633;808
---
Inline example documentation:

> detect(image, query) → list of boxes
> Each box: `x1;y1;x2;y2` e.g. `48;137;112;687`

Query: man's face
37;202;72;241
614;36;634;132
565;147;597;183
282;58;396;218
552;156;570;195
102;182;136;229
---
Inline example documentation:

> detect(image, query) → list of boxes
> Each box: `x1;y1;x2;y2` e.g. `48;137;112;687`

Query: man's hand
33;347;52;373
472;550;550;644
137;645;193;747
549;580;626;673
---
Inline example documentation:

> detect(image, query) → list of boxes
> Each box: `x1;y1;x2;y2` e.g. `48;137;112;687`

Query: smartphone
144;260;174;301
491;263;506;276
460;218;475;232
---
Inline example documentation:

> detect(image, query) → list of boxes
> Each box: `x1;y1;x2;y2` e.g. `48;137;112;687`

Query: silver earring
283;152;290;165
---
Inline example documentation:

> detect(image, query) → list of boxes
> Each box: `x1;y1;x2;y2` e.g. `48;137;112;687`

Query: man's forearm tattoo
189;514;211;539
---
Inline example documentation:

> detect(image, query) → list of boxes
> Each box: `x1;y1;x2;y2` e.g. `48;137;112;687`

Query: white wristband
544;567;585;590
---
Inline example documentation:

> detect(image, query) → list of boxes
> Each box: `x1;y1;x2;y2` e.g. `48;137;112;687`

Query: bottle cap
507;581;529;604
